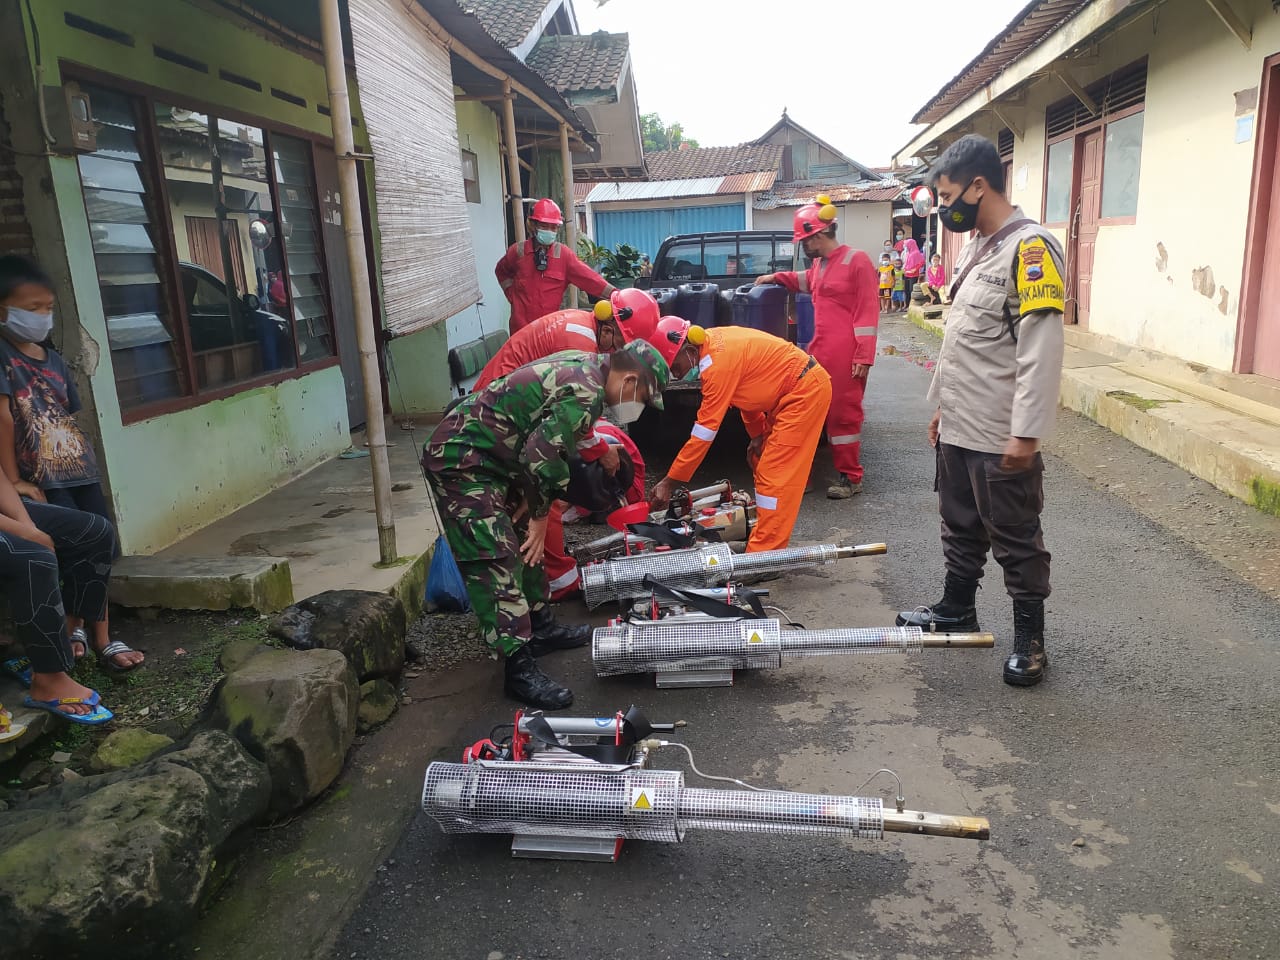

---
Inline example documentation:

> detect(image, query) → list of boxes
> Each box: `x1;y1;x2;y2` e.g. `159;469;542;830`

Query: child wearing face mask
878;253;895;313
0;255;142;674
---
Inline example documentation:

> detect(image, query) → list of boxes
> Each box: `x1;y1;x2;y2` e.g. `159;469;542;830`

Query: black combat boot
504;645;574;709
895;573;980;632
525;605;591;657
1003;598;1048;687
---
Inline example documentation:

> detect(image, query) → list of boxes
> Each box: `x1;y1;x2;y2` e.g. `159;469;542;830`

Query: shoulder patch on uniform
1016;236;1065;316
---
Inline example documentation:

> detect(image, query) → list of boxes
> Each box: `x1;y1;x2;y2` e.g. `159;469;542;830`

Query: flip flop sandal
23;689;113;726
94;640;144;674
69;628;89;662
0;704;29;743
1;656;32;687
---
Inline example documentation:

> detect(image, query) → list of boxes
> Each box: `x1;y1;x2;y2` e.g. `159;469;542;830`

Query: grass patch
1251;476;1280;518
1105;390;1179;412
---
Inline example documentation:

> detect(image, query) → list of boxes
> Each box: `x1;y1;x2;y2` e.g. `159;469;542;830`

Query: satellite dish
910;186;934;219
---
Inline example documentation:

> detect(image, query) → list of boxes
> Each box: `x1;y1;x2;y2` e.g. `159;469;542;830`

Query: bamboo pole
319;0;397;564
502;82;526;244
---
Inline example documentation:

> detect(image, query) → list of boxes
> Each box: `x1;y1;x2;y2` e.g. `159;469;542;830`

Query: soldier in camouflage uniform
422;340;669;709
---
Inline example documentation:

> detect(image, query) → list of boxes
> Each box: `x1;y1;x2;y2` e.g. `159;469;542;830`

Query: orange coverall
667;327;832;552
494;241;610;334
773;245;879;483
475;309;601;391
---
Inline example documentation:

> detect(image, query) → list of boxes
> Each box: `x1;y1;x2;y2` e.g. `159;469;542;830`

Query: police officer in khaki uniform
897;135;1065;687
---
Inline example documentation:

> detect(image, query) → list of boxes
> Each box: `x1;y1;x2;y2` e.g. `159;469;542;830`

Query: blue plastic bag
426;534;471;612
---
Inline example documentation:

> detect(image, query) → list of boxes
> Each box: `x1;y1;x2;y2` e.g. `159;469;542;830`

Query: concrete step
111;556;294;614
0;674;52;765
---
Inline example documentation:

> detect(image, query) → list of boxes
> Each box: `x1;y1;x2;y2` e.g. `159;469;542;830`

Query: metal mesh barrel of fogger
592;619;783;676
592;622;926;676
580;542;858;608
422;762;684;841
580;544;736;608
779;626;925;659
422;762;887;841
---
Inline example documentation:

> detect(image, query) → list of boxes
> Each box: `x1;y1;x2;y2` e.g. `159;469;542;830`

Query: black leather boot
1003;599;1048;687
504;645;574;709
896;573;980;632
525;605;591;657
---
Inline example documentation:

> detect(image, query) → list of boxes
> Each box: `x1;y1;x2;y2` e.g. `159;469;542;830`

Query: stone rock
0;730;269;956
218;635;275;673
91;728;176;772
271;590;406;682
357;678;399;733
213;648;357;814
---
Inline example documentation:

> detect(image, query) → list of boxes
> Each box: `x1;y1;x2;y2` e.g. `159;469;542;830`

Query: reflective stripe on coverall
474;309;601;391
668;327;832;553
773;245;879;483
494;240;610;334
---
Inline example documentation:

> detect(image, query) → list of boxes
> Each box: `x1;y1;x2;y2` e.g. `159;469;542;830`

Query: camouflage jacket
422;351;607;518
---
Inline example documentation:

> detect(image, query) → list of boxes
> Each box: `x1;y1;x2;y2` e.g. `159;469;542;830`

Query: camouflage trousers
424;469;549;657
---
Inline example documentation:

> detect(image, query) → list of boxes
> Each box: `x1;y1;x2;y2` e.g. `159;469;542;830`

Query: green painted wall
387;96;509;413
33;0;366;552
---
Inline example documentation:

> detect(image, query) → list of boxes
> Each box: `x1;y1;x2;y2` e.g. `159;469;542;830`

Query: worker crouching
646;321;831;553
421;341;670;710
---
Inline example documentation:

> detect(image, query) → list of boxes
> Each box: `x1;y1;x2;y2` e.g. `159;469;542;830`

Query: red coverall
494;241;610;334
667;327;832;553
475;309;601;390
544;423;646;599
773;245;879;483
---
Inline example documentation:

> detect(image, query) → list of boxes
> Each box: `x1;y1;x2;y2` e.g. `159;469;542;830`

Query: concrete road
330;317;1280;960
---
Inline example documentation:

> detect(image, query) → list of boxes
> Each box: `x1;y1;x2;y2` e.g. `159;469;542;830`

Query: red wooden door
1072;129;1104;327
1254;110;1280;378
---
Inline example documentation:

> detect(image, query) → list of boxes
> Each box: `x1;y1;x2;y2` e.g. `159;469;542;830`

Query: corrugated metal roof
586;177;729;203
573;181;595;205
911;0;1092;125
753;180;905;210
718;170;777;194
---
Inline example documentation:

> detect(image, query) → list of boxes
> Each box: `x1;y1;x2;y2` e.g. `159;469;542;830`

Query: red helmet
649;316;692;366
792;194;838;242
609;288;659;342
530;198;563;226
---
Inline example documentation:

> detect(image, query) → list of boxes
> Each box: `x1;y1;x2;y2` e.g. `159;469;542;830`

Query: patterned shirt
0;339;99;489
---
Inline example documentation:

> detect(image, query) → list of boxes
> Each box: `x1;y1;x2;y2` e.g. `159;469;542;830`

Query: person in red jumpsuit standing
495;199;615;334
757;195;879;499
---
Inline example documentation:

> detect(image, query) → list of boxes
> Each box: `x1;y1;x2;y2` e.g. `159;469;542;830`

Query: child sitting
923;254;947;305
891;254;906;313
0;255;142;673
878;253;895;313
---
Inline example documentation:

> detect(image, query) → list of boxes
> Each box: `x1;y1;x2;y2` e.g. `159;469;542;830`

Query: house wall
387;97;508;412
758;122;857;180
0;91;33;257
26;0;363;553
754;201;892;256
590;196;747;262
996;0;1280;371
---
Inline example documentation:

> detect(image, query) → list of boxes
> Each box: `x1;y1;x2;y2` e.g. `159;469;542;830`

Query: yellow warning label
631;789;653;811
706;556;720;567
748;631;764;644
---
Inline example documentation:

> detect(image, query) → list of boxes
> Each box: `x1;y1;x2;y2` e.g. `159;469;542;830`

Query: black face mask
938;179;981;233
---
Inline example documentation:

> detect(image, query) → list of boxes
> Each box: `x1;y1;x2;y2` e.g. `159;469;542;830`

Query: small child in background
891;254;906;313
878;253;895;313
923;253;946;305
0;255;142;674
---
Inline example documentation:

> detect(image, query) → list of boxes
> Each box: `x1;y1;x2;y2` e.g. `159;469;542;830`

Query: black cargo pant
936;443;1050;601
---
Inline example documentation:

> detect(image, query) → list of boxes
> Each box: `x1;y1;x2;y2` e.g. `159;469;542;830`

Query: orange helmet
594;288;660;343
793;194;839;242
530;198;563;226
